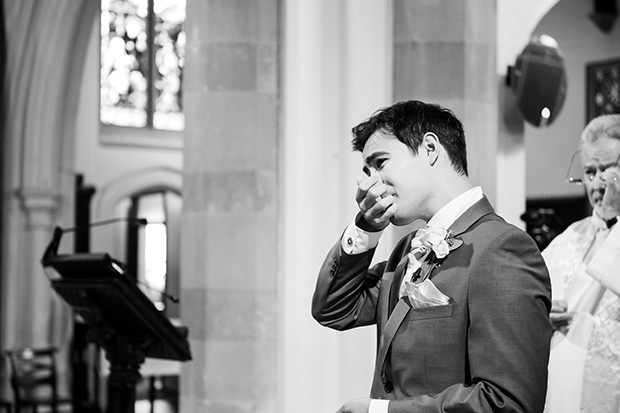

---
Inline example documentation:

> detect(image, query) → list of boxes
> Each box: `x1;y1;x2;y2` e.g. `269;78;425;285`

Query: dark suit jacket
312;197;552;412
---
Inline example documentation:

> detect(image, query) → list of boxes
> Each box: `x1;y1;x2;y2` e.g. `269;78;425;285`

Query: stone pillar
181;1;280;411
16;189;61;347
393;0;504;218
281;1;392;411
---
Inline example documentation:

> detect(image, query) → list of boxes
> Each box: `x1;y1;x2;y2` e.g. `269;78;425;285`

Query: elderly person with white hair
545;114;620;413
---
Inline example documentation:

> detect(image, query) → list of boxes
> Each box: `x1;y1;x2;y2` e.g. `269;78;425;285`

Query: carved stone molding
16;188;60;230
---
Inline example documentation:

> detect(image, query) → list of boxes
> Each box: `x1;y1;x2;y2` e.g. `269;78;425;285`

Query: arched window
125;189;182;318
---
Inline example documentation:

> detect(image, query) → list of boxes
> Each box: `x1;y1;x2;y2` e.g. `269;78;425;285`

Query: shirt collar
427;186;484;229
591;211;615;231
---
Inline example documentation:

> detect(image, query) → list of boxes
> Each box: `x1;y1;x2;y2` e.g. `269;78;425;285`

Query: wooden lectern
41;227;192;413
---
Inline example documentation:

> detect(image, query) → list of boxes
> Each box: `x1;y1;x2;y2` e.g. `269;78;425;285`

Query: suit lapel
389;248;410;315
388;195;494;313
373;195;496;396
449;195;495;237
371;296;412;396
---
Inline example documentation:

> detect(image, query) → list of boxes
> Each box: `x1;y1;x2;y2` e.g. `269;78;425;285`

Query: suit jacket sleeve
311;235;403;330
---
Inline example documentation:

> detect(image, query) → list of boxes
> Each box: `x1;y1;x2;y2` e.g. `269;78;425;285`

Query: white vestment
544;214;620;413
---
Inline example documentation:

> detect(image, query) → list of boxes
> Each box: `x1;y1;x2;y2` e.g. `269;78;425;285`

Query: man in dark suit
312;100;552;413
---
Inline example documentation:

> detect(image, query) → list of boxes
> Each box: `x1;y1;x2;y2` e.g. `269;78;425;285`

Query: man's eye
376;159;387;169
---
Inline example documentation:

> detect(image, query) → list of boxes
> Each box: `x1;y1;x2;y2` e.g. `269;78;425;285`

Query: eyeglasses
565;150;620;185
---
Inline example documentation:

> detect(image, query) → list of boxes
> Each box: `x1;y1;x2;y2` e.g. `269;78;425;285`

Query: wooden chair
0;399;11;412
3;347;71;413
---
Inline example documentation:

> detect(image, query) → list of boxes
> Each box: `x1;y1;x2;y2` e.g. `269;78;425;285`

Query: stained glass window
100;0;185;131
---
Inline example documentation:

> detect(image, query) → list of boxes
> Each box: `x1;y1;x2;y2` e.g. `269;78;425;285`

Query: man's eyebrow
585;157;620;169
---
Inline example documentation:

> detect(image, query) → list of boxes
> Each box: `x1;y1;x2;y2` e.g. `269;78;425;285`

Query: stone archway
90;166;182;258
1;0;100;351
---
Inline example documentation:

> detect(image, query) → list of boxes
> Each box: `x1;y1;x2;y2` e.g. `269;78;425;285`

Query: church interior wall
1;0;620;412
525;0;620;200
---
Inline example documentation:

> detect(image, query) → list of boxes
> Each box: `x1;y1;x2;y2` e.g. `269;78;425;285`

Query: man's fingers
551;300;567;313
355;172;395;231
357;172;382;192
550;311;573;331
362;196;396;230
357;184;389;211
601;169;620;190
381;202;398;219
600;173;620;217
370;195;394;214
366;183;389;204
362;195;393;220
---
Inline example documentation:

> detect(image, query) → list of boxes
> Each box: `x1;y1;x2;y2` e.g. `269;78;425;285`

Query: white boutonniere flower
404;226;463;284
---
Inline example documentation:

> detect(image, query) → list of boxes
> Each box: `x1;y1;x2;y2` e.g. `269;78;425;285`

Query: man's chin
390;215;415;227
594;206;616;221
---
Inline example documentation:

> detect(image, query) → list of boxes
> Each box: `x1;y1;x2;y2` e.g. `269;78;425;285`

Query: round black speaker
508;35;567;128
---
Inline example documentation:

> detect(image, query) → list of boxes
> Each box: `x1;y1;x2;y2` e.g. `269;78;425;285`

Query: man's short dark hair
351;100;468;176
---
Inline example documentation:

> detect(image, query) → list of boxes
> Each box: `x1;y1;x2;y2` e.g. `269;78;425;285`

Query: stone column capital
16;188;61;230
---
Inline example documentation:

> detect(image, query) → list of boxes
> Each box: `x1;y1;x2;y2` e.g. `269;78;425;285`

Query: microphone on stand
63;217;149;233
41;217;148;264
139;281;180;304
40;218;181;305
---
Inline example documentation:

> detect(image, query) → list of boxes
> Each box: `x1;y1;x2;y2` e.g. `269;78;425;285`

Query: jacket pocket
407;301;454;321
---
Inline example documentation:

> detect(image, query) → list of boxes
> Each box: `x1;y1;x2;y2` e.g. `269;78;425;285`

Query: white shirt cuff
368;399;389;413
341;220;383;254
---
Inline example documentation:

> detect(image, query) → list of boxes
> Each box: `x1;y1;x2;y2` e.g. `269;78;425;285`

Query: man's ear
422;132;440;166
